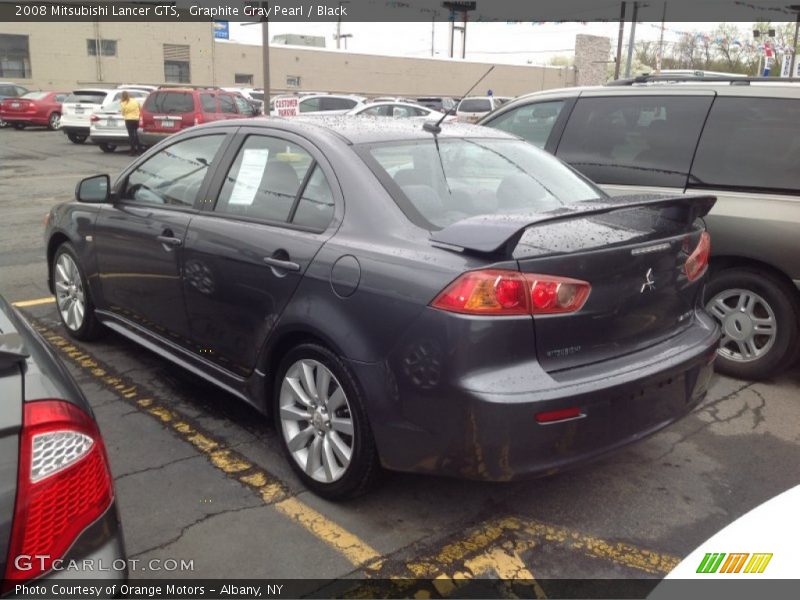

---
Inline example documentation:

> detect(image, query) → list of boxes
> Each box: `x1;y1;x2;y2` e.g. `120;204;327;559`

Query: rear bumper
89;131;131;145
139;131;174;147
0;113;45;125
61;126;89;137
352;309;720;481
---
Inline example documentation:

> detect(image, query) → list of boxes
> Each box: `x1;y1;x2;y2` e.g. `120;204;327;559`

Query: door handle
263;257;300;272
156;235;182;247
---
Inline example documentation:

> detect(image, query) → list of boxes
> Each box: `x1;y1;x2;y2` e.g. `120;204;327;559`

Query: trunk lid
431;194;716;371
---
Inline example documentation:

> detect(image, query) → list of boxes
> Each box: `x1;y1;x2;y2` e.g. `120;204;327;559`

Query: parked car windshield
143;91;194;114
362;138;603;228
65;91;107;104
22;92;48;100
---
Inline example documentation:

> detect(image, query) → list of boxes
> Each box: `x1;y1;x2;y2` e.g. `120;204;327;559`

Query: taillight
194;112;203;126
89;114;99;123
139;116;144;128
685;231;711;282
431;269;591;316
3;400;114;584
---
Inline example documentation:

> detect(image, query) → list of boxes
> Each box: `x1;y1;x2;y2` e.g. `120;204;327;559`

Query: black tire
48;112;61;130
52;243;104;341
11;122;25;130
67;132;87;144
705;267;800;380
274;343;380;499
99;143;117;153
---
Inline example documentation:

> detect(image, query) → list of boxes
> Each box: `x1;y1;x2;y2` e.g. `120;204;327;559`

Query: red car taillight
685;231;711;282
3;400;114;584
431;269;591;316
89;114;100;123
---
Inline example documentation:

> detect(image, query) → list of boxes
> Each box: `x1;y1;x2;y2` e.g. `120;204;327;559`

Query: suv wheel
53;243;103;340
705;268;799;380
275;344;380;499
67;132;87;144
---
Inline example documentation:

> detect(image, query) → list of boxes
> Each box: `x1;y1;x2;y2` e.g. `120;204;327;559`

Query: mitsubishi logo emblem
641;268;656;293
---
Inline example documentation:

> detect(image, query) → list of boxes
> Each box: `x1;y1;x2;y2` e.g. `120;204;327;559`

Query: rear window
143;91;195;114
458;99;492;113
691;97;800;193
22;92;48;100
360;138;603;228
65;91;108;104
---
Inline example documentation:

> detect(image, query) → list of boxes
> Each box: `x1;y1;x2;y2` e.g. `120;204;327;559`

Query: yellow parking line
27;319;381;570
12;296;55;308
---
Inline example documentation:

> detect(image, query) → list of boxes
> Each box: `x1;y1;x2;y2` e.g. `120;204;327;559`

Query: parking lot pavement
3;128;800;592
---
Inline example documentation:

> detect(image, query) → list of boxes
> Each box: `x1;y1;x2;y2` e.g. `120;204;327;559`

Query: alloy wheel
279;359;354;483
54;253;86;332
706;288;777;363
49;113;61;130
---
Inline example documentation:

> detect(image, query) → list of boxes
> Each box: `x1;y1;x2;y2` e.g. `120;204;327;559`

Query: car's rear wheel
67;133;87;144
53;243;103;340
99;143;117;153
48;112;61;130
275;344;380;499
0;118;7;128
705;268;799;380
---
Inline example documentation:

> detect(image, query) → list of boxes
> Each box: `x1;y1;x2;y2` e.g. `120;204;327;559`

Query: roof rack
156;84;221;90
607;74;800;86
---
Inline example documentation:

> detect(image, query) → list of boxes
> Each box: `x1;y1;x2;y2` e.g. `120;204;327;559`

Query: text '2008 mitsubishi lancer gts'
44;116;720;499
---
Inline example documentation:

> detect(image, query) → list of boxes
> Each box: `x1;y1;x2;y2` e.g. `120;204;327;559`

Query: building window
235;73;253;85
163;44;191;84
86;39;117;57
0;34;31;78
286;75;301;88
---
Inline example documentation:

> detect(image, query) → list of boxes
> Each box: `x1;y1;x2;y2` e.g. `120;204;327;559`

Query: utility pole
337;33;353;50
790;5;800;77
431;13;436;57
624;1;638;78
656;2;666;73
335;1;349;49
443;2;475;58
614;2;626;79
261;2;270;110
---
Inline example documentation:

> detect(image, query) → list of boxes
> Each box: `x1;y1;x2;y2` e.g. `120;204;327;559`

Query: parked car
416;96;457;113
0;90;68;130
0;82;29;128
89;100;141;153
0;294;126;584
480;76;800;380
140;88;257;147
346;101;447;120
61;87;149;144
270;94;364;116
455;96;511;123
45;118;719;499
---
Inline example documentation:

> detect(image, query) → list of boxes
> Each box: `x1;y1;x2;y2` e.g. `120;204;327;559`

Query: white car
61;87;149;144
89;100;139;153
455;95;511;123
347;101;448;121
271;94;364;116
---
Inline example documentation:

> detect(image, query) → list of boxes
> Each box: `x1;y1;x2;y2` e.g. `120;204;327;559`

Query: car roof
69;88;113;94
197;115;517;144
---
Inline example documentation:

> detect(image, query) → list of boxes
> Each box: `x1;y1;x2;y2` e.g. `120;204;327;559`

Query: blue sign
213;21;229;40
487;89;493;96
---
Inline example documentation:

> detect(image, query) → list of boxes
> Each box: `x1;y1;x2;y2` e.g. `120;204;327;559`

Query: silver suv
480;76;800;380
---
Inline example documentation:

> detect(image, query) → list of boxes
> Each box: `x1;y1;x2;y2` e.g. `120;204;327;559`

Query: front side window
0;34;31;78
219;95;237;114
200;93;217;112
233;96;252;115
556;95;712;187
691;97;800;193
485;100;566;149
299;97;321;113
122;135;225;207
321;97;357;111
362;138;602;228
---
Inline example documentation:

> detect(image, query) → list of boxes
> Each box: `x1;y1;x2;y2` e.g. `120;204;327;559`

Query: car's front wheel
705;268;799;380
275;344;380;499
67;132;87;144
53;243;104;340
98;143;117;153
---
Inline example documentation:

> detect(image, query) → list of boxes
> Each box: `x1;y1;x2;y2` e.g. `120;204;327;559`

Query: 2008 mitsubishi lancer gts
44;116;720;499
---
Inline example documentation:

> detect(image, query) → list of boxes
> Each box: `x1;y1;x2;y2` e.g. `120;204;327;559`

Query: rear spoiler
430;193;716;256
0;332;29;371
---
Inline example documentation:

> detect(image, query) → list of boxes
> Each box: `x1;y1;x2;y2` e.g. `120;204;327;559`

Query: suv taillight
194;112;203;126
685;231;711;282
3;400;114;584
431;269;591;316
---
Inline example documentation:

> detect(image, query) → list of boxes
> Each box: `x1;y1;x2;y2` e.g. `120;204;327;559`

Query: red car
0;91;69;130
140;88;257;147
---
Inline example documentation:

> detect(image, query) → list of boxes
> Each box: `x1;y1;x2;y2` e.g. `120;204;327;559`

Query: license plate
75;107;84;114
11;102;19;108
108;119;118;127
163;119;175;128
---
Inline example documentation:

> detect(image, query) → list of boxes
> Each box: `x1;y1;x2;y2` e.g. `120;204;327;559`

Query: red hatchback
140;88;257;147
0;91;68;130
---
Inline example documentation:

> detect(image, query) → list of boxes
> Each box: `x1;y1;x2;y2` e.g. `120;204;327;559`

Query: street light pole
624;1;638;78
614;2;626;79
261;2;270;111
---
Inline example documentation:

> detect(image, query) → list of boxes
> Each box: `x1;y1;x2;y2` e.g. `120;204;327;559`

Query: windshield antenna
423;65;495;135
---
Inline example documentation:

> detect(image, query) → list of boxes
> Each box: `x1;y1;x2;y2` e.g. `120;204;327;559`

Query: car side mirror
76;174;111;203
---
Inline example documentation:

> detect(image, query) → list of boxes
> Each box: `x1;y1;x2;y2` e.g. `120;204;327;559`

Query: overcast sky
225;21;731;65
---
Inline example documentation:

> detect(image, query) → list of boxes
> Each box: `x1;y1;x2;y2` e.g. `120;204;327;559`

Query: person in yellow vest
120;91;141;156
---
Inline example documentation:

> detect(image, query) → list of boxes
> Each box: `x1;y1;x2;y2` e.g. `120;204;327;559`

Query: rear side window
362;105;390;116
691;97;800;193
321;97;357;111
459;99;491;113
65;92;107;104
485;100;566;149
556;96;712;187
143;92;194;114
200;93;217;112
122;135;225;207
